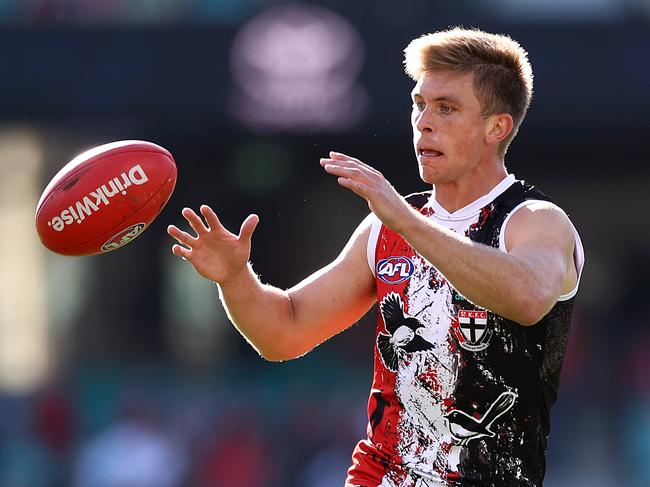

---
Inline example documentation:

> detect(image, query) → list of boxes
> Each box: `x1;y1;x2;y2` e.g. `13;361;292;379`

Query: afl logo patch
376;256;414;284
101;223;146;252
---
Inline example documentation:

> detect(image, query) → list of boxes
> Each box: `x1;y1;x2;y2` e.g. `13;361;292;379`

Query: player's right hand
167;205;259;284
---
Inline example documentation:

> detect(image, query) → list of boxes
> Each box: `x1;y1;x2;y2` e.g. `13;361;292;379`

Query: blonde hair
404;27;533;155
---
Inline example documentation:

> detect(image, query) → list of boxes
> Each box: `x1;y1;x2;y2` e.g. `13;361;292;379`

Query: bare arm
392;202;576;324
321;152;577;325
167;206;376;361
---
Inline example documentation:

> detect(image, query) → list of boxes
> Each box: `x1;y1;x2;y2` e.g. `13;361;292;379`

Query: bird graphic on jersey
377;292;434;371
369;390;390;435
444;391;517;446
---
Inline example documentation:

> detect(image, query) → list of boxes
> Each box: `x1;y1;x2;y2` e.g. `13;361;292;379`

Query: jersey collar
426;174;517;221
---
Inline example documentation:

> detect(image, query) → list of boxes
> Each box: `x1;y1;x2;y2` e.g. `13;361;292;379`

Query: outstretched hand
167;205;259;284
320;151;413;232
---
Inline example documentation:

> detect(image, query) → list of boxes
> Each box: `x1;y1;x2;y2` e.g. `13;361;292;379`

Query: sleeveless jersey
346;175;584;487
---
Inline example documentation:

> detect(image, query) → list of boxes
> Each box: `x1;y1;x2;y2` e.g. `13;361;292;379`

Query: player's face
411;70;491;185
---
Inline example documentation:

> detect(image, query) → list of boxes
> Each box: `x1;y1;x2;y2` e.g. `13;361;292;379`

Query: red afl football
35;140;177;256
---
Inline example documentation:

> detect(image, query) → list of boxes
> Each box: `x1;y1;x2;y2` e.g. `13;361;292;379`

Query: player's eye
439;105;452;114
413;101;425;111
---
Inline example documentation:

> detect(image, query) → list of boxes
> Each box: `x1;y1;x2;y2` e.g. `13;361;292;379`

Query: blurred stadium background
0;0;649;485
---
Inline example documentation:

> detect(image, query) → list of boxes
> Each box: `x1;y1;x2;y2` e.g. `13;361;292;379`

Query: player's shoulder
500;177;568;227
347;213;379;256
505;199;575;244
357;212;378;233
510;200;570;223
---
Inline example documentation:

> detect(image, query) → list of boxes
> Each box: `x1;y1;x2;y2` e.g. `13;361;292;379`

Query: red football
35;140;177;256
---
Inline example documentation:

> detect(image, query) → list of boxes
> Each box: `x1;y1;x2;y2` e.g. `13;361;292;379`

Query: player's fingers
321;158;371;176
239;214;259;242
329;151;361;163
200;205;224;232
167;225;196;245
182;207;209;236
171;243;192;259
320;157;359;170
337;177;369;198
322;163;363;179
324;154;379;177
329;151;377;171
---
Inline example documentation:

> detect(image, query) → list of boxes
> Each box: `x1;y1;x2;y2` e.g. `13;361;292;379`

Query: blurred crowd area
1;0;649;486
0;296;649;487
0;357;371;487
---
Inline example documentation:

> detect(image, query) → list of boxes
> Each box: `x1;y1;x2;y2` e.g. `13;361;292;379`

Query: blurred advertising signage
229;5;367;133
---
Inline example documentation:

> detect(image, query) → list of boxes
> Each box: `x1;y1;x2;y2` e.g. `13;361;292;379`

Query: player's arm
396;202;577;325
321;153;577;326
167;207;376;361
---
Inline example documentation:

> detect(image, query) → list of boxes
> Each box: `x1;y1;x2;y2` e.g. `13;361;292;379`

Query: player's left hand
320;151;414;232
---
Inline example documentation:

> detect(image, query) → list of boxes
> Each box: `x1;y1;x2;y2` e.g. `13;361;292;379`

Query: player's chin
418;166;440;185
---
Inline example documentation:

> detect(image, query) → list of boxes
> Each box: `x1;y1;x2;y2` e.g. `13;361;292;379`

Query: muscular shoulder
348;213;375;255
334;213;376;272
502;199;584;303
503;201;575;253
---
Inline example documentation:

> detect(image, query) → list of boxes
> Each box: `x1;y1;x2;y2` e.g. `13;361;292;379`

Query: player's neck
433;162;508;214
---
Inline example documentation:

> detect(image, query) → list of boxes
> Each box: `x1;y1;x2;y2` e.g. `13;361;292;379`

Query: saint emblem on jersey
444;391;517;446
377;292;434;371
454;309;493;352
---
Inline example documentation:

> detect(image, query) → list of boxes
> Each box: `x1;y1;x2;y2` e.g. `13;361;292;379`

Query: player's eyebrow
411;92;462;106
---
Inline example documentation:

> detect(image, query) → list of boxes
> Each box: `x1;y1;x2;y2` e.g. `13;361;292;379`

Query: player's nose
413;109;435;133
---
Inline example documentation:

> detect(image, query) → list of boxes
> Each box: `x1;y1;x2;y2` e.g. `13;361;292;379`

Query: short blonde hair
404;27;533;155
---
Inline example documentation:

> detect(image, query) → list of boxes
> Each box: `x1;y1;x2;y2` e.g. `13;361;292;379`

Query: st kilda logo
454;309;493;352
376;256;414;284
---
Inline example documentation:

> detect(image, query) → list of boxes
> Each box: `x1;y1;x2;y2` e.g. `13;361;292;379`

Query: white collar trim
427;174;517;221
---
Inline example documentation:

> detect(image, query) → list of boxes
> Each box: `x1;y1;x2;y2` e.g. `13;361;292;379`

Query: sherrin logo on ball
35;140;177;256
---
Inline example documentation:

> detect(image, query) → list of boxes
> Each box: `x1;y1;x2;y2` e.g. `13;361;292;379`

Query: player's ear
485;113;513;146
